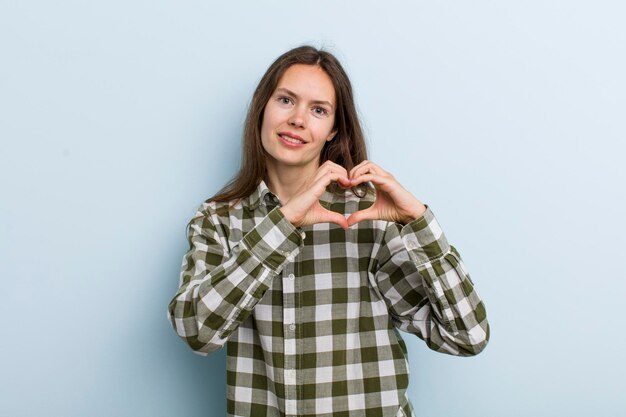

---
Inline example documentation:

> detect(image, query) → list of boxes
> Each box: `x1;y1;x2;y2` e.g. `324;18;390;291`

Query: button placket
282;263;298;415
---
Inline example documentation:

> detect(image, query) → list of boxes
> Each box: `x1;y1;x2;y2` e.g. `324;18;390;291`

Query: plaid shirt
167;180;489;417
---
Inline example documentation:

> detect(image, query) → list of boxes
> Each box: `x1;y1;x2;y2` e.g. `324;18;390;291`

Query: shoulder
194;198;240;217
187;197;243;233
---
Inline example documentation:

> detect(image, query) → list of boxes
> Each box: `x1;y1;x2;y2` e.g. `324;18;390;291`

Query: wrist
279;206;300;227
402;204;427;224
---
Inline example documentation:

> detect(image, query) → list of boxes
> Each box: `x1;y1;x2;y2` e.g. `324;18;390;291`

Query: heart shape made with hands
318;161;427;229
279;160;426;231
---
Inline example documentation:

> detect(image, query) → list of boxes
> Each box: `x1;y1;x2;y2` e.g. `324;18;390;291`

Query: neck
265;160;319;205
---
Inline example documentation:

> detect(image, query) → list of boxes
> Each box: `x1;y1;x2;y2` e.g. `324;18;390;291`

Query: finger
350;165;374;182
351;162;390;181
349;160;370;179
349;173;387;187
305;169;349;199
297;173;348;207
314;161;350;184
319;160;349;177
347;207;377;227
327;161;350;177
314;170;352;191
318;209;350;230
288;173;343;213
329;162;350;182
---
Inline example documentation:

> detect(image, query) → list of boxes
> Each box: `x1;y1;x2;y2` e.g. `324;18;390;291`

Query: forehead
276;64;336;103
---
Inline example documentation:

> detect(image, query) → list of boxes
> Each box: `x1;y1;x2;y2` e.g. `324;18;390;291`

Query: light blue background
1;1;624;416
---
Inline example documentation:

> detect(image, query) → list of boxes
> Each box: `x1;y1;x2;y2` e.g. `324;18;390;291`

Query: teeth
280;134;304;144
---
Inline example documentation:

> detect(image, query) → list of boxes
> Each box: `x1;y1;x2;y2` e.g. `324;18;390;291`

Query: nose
288;106;305;128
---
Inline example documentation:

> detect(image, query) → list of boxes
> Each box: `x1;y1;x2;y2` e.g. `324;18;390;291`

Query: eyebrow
275;87;335;110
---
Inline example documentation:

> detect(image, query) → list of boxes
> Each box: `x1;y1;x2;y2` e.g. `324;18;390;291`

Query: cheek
260;109;275;140
263;113;284;140
315;120;335;140
260;108;270;131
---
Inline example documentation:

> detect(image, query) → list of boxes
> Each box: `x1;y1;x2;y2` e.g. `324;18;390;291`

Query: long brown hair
208;45;373;205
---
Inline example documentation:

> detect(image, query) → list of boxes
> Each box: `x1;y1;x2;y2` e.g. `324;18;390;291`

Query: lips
278;133;306;145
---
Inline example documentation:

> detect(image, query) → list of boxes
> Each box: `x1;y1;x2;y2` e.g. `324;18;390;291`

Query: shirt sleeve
167;206;304;355
373;204;490;356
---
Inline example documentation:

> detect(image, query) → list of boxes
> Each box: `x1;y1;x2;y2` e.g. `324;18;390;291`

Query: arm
167;206;303;355
374;205;490;356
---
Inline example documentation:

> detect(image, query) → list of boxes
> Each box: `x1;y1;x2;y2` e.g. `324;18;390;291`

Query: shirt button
288;273;295;281
407;240;418;250
300;231;306;239
289;323;296;331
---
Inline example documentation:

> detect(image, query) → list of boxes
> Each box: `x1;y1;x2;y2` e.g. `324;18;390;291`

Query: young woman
168;45;489;417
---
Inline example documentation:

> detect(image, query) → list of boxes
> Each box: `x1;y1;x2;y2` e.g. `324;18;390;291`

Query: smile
279;134;306;146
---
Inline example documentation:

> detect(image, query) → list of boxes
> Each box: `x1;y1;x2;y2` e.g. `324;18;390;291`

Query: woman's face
260;64;337;174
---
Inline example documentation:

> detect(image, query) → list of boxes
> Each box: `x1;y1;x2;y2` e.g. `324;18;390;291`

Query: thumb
318;208;349;231
347;207;377;227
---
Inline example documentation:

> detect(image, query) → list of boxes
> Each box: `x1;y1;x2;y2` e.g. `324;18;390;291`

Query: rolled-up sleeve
374;205;490;356
167;206;303;355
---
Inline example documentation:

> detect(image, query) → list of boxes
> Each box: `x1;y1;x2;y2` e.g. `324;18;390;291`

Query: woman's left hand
346;160;427;227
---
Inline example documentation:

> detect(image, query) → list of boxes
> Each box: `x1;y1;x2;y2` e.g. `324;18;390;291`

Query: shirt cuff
241;206;304;272
400;204;451;266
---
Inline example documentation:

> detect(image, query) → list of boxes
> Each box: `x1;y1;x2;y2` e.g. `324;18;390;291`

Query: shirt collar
245;180;273;210
245;179;337;211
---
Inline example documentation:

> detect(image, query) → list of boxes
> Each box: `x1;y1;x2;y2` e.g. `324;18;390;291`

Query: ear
326;129;338;142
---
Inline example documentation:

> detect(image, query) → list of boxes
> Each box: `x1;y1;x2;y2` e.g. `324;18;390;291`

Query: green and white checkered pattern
167;180;489;417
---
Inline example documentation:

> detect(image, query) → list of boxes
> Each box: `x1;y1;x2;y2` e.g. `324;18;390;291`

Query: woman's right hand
279;161;352;230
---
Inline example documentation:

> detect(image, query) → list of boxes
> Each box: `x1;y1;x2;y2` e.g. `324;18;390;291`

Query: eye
277;96;292;105
313;106;328;116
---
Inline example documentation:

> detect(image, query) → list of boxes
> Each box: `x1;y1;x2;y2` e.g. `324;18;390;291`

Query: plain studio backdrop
1;1;624;416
